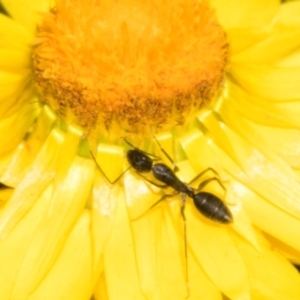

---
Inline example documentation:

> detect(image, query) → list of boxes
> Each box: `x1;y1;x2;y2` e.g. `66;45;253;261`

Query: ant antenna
90;151;130;185
123;137;161;161
188;167;223;187
152;134;178;172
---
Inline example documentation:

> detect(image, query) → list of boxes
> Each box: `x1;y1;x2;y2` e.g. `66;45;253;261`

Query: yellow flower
0;0;300;299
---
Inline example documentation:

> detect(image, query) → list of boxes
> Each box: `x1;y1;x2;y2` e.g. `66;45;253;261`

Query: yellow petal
94;143;125;184
264;233;300;265
233;180;300;253
0;70;31;99
0;128;64;239
230;1;300;64
0;49;31;70
124;171;163;220
211;0;279;29
0;103;39;156
93;274;109;300
28;211;94;300
188;252;222;300
0;183;54;299
230;63;300;101
0;106;56;186
103;188;146;299
278;1;300;27
218;81;295;128
186;202;250;300
132;203;187;299
0;14;34;49
238;120;300;169
232;231;300;299
91;175;121;268
1;0;54;34
11;157;94;298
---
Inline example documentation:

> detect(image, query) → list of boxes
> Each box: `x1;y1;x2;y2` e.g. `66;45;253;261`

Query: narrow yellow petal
11;157;94;299
94;143;124;184
103;189;146;299
0;70;31;98
0;106;56;187
278;1;300;27
91;176;121;269
132;204;187;299
29;211;94;300
0;184;54;299
124;171;163;220
238;120;300;169
211;0;279;29
0;143;34;187
0;14;34;49
230;63;300;100
53;125;83;190
0;187;13;208
233;181;300;253
278;50;300;67
218;81;294;128
0;84;36;119
231;27;300;64
186;202;250;300
0;103;39;156
264;233;300;265
1;0;54;34
188;252;222;300
0;49;31;70
0;128;64;239
93;274;109;300
230;1;300;64
232;231;300;299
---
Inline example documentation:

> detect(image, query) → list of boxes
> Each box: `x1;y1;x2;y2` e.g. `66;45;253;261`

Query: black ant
126;139;233;224
92;138;232;298
91;138;232;223
126;137;232;298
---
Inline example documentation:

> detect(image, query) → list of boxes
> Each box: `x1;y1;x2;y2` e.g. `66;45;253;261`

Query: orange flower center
32;0;228;137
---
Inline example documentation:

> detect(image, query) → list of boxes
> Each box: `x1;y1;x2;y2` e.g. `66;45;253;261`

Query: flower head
0;0;300;299
32;0;228;138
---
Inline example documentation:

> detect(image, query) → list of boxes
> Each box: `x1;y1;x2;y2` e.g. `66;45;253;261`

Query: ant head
127;149;153;173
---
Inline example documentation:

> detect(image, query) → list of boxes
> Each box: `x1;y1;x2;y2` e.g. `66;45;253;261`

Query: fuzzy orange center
32;0;228;136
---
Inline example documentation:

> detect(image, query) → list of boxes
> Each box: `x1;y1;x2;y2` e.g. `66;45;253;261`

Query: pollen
32;0;228;137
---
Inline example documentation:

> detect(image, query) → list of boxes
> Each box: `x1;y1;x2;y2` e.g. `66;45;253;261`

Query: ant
126;138;233;224
125;137;232;298
91;138;232;223
92;137;232;298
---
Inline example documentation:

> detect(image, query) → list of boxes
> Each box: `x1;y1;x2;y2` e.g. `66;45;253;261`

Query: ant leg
132;193;175;221
180;194;190;299
0;182;12;189
189;167;221;186
198;177;226;191
136;172;168;189
152;135;178;172
123;138;161;161
90;151;130;185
